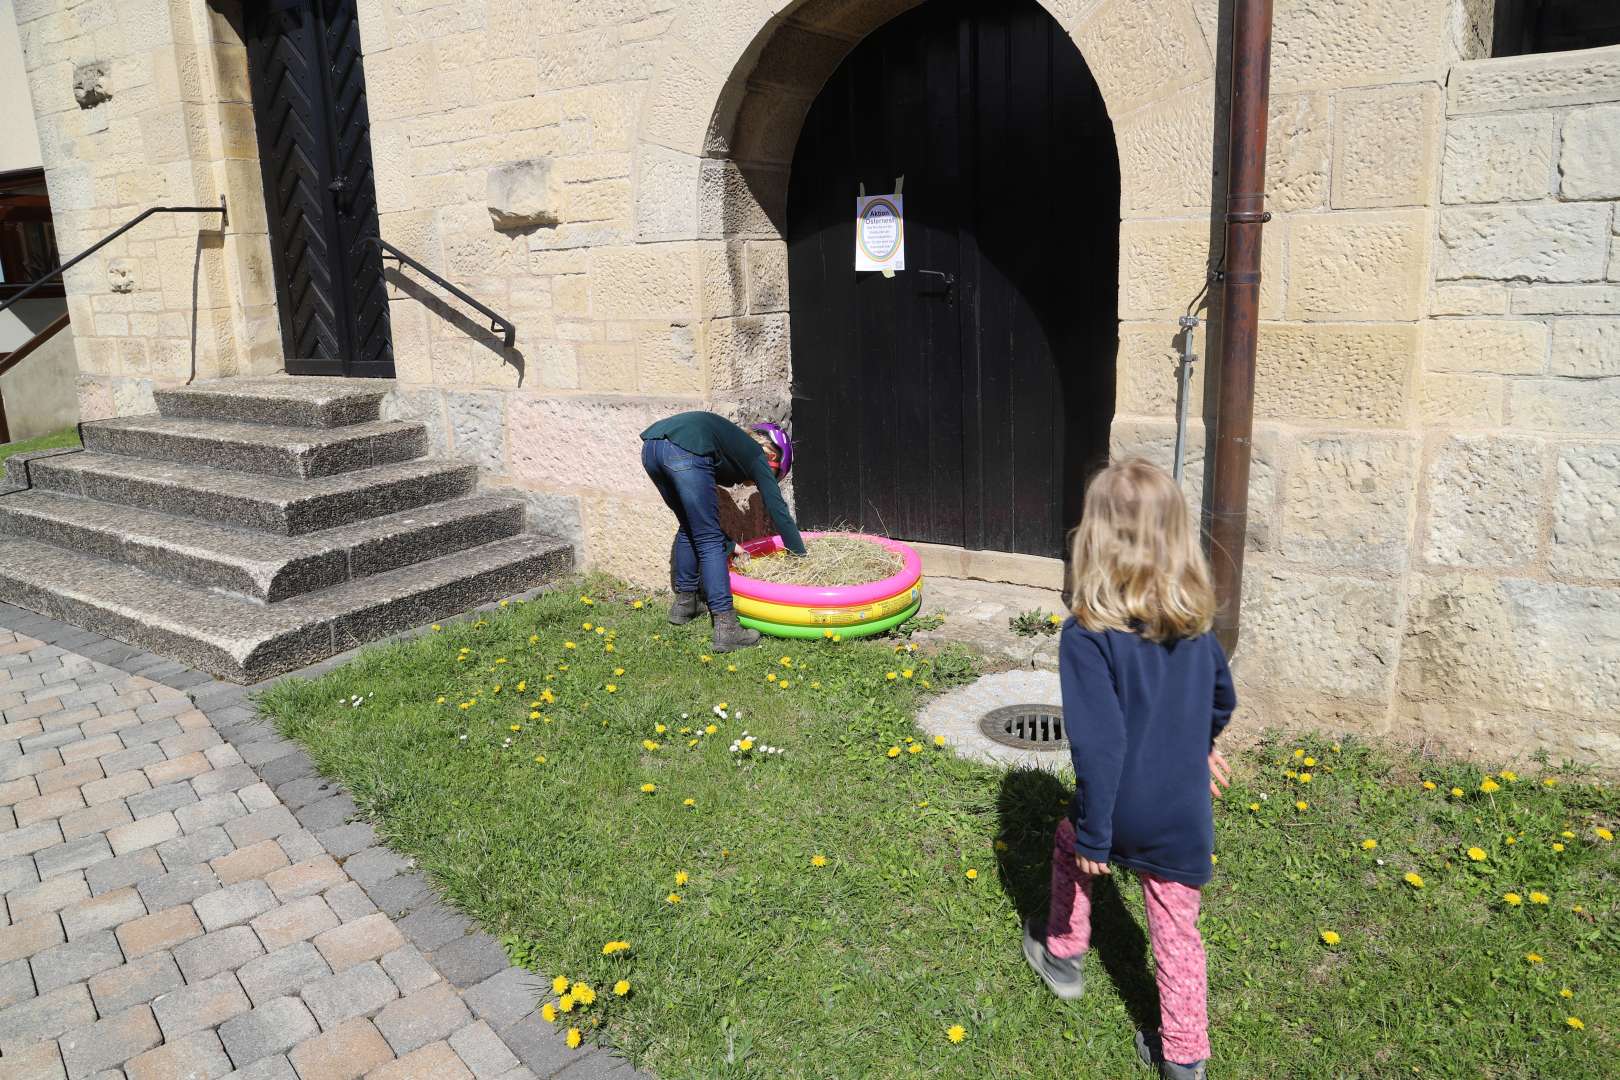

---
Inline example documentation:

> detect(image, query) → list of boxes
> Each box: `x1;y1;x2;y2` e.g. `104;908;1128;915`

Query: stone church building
8;0;1620;764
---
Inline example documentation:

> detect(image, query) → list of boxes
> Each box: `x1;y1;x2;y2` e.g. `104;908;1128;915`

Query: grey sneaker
669;592;705;625
1022;919;1085;1000
711;611;761;652
1136;1029;1207;1079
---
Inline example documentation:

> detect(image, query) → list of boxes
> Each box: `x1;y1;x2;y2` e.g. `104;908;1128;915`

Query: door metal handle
917;270;955;301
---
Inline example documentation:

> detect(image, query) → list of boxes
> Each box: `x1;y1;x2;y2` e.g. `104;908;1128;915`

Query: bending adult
640;411;807;652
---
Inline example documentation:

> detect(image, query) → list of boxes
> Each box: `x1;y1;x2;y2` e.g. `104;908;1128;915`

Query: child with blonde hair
1023;459;1235;1080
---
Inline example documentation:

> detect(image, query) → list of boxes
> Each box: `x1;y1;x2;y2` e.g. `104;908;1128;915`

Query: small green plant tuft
1009;609;1064;637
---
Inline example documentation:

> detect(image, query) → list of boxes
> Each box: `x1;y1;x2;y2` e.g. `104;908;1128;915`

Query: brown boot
669;592;705;625
711;611;761;652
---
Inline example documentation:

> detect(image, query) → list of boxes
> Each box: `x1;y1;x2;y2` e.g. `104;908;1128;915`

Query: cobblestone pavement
0;603;644;1080
915;576;1065;671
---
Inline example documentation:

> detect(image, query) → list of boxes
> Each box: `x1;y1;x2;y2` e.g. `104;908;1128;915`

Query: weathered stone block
583;493;677;586
1549;318;1620;378
1076;0;1211;118
1266;92;1329;212
1449;45;1620;115
635;144;701;241
1270;0;1448;92
1287;210;1428;320
1423;434;1547;568
1113;84;1215;218
1114;321;1200;418
1416;372;1504;427
1254;322;1415;425
1283;433;1416;570
1239;565;1404;702
1510;284;1620;315
707;313;789;391
1438;204;1611;283
1509;378;1620;433
1430;283;1508;316
1420;318;1547;375
1551;443;1620;581
698;159;784;240
508;394;672;491
445;390;507;474
644;45;725;155
1441;113;1554;204
1332;84;1441;208
1402;574;1620;719
637;322;701;394
1109;419;1276;551
1122;218;1281;319
591;245;699;320
577;341;637;392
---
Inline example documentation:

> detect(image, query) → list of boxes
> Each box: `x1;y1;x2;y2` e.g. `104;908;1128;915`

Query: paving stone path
0;603;645;1080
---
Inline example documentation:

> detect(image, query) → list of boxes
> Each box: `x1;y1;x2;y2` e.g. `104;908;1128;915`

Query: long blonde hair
1067;459;1216;643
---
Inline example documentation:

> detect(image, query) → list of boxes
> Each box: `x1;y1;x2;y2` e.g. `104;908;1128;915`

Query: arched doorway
786;0;1119;559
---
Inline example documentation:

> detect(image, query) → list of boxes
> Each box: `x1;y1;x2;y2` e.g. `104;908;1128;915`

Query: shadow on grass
995;767;1161;1036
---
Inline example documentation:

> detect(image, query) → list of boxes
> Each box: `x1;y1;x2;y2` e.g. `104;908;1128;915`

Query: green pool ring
738;601;921;640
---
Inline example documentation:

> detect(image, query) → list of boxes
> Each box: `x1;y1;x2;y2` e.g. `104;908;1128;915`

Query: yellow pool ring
732;580;923;627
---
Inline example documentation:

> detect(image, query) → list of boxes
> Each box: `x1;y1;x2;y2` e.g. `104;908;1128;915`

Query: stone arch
629;0;1222;552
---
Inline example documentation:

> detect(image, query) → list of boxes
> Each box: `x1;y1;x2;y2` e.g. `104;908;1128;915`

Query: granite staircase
0;376;571;682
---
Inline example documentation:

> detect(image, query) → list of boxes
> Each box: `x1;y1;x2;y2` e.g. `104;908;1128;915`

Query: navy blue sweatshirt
1062;621;1236;887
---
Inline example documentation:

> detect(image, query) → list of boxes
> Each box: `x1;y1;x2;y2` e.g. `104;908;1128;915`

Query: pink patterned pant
1045;820;1211;1065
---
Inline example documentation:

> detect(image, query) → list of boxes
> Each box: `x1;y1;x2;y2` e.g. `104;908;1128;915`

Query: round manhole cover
978;704;1068;751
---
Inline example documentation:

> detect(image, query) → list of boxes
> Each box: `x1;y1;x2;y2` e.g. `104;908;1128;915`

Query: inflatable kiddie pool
730;532;923;639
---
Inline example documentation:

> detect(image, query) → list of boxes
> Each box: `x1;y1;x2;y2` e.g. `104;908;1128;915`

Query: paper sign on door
855;194;905;272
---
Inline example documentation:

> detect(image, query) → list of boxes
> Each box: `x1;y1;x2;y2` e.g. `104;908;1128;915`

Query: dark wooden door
787;0;1118;558
244;0;393;377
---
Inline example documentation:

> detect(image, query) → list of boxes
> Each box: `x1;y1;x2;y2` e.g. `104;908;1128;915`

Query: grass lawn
260;578;1620;1079
0;424;79;466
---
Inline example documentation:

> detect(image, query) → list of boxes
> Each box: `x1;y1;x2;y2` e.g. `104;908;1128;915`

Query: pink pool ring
730;532;923;607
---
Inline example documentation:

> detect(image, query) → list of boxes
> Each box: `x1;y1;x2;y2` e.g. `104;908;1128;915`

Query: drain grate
978;704;1068;751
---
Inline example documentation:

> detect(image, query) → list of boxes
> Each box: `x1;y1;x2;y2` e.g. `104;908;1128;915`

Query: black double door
786;0;1119;559
244;0;393;377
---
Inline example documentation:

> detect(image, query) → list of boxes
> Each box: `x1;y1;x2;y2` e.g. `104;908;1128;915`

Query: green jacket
641;411;807;555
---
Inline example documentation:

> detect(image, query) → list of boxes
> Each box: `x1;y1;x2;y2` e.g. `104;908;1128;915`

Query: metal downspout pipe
1209;0;1276;655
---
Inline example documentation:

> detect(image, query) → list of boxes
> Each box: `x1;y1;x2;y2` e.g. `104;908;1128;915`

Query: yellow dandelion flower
1530;891;1549;905
655;723;667;734
572;982;596;1006
907;744;922;755
1304;756;1317;767
738;738;754;752
459;701;473;710
1562;830;1576;839
767;673;777;683
675;870;689;886
1467;847;1487;862
886;672;898;681
726;663;738;672
564;641;576;650
1362;838;1379;850
688;738;699;748
1506;836;1518;845
529;634;539;644
1573;904;1585;913
1249;803;1261;812
641;783;656;794
665;892;681;905
1331;743;1341;752
614;979;631;996
705;724;718;735
1423;780;1437;791
887;746;902;758
1500;770;1519;782
595;626;606;636
1298;773;1313;784
934;735;947;747
614;667;626;676
700;655;712;663
1480;778;1501;793
780;656;793;667
567;1027;582;1049
642;739;660;751
553;975;569;995
601;941;630;955
1450;787;1465;798
580;596;594;605
438;696;447;705
1597;827;1614;842
1553;842;1565;852
495;658;507;665
1320;930;1341;946
633;600;644;609
1526;952;1544;964
902;669;914;679
540;1002;557;1022
1560;987;1574;999
510;724;522;733
965;868;978;880
1296;800;1309;811
683;798;695;807
946;1025;966;1044
605;643;615;652
605;684;618;693
780;681;791;689
1294;748;1305;759
1504;892;1523;906
1566;1017;1585;1031
1404;872;1424;889
1543;777;1559;787
559;993;575;1012
811;854;828;867
812;680;823;689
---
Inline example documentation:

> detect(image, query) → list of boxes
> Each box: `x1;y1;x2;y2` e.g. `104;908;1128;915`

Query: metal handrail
0;202;227;317
0;310;71;443
368;236;515;349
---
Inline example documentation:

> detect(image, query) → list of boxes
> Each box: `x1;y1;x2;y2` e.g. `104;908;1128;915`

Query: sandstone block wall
15;0;1620;765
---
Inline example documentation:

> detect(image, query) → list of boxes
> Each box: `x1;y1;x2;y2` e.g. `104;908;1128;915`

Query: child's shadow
995;768;1161;1034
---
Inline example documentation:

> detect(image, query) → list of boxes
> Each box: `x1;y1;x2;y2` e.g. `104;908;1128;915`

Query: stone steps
0;531;571;682
28;451;478;536
82;414;428;478
0;375;575;681
155;376;389;428
0;489;527;602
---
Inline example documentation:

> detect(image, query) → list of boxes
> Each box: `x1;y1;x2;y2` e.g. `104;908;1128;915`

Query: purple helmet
751;422;793;480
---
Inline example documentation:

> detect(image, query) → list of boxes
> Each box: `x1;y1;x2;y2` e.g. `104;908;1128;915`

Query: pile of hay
739;535;904;587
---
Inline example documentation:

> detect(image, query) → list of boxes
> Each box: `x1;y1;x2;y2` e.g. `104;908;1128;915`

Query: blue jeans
642;438;733;614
